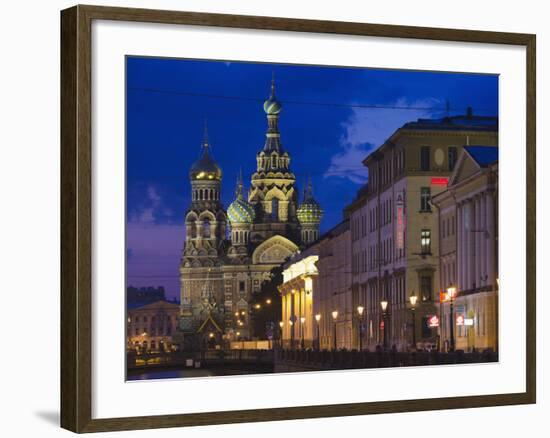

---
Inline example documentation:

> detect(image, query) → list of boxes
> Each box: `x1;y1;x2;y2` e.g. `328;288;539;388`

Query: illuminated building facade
179;80;322;348
279;219;351;350
346;111;498;351
432;146;498;352
127;300;180;353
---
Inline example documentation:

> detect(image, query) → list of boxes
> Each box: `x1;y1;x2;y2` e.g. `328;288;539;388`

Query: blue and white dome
227;173;255;224
228;197;255;224
297;181;323;224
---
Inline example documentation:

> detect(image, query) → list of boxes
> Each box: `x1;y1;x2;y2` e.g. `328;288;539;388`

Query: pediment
449;149;482;187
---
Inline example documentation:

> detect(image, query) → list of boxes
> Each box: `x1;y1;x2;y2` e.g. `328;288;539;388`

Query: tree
250;265;283;339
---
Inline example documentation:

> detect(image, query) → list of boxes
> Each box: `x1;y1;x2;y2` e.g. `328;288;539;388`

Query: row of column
457;191;495;292
192;187;219;201
281;288;313;347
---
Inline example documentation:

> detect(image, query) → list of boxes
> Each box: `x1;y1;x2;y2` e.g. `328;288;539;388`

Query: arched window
272;199;279;221
203;219;211;238
188;218;197;238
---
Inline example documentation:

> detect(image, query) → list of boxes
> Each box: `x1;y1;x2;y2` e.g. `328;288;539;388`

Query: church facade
178;80;323;348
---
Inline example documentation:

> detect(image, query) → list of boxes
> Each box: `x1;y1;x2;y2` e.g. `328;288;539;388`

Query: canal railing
274;348;498;372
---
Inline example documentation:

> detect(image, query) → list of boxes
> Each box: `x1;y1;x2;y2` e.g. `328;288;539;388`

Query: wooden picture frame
60;4;536;433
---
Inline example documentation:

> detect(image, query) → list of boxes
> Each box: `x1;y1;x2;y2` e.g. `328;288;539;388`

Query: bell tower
248;77;299;244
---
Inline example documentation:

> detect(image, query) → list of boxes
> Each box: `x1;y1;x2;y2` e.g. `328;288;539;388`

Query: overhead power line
128;86;496;113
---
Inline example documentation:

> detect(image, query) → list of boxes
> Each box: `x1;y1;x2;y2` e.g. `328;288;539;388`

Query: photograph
125;57;500;381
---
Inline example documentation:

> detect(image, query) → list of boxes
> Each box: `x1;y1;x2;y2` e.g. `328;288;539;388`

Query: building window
239;281;245;293
448;147;458;170
420;187;431;212
203;219;211;238
271;198;279;221
421;229;431;254
420;275;432;302
420;146;430;171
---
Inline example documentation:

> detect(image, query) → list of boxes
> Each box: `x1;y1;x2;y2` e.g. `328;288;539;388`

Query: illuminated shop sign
427;315;440;327
431;177;449;186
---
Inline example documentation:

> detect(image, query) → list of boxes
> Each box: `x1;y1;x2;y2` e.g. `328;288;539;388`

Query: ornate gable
252;235;299;265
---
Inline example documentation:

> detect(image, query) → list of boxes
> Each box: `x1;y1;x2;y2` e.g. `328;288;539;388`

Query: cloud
130;184;173;225
325;97;442;184
324;143;374;184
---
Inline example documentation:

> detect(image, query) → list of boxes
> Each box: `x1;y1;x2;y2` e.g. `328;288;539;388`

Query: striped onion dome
227;173;255;224
263;78;282;115
297;181;323;224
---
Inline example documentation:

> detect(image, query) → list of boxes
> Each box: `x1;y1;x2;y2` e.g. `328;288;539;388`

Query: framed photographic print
60;4;536;433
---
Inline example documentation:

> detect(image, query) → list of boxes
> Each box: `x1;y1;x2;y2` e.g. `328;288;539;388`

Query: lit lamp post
300;316;306;349
380;299;388;349
447;285;457;352
331;310;338;350
315;314;321;350
279;321;284;349
357;305;364;351
409;292;418;350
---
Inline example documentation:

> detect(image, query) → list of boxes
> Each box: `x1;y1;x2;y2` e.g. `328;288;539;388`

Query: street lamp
300;316;306;349
447;285;457;352
409;292;418;350
380;299;388;349
357;305;365;351
331;310;338;350
315;314;321;350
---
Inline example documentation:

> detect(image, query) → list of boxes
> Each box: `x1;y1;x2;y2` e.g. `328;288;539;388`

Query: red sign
379;320;385;329
431;177;449;186
396;206;404;249
396;194;405;250
456;315;465;326
428;315;440;328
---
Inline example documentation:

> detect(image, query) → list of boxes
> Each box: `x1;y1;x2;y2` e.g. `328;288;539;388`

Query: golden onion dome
189;124;222;181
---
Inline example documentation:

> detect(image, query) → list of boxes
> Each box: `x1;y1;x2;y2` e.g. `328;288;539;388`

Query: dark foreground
127;349;498;381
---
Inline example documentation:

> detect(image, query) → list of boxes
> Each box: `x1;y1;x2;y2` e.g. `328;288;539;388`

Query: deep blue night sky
126;56;498;299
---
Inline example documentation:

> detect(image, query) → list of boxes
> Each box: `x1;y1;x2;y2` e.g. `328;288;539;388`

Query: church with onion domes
178;79;323;348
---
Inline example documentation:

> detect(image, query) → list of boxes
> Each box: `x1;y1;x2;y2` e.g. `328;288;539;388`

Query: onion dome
189;122;222;181
297;180;323;224
227;172;255;224
263;77;282;115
